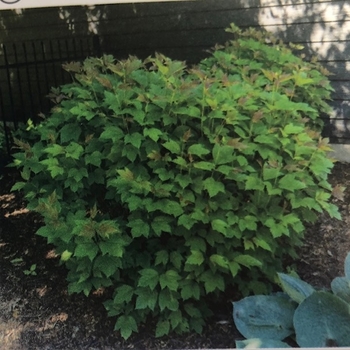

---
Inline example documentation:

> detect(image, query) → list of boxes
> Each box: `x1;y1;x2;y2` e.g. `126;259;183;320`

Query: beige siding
0;0;349;141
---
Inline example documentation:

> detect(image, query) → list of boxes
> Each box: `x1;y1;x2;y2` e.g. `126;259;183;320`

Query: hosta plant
233;252;350;348
11;23;340;339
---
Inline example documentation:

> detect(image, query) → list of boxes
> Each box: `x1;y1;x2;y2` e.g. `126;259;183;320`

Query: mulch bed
1;161;349;349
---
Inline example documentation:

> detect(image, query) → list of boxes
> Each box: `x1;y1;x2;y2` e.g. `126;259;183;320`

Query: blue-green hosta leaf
233;295;296;340
278;273;315;304
294;291;350;347
345;252;350;280
236;338;291;348
331;276;350;304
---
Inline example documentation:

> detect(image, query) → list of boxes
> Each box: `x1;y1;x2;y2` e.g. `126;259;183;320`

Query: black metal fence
0;35;101;156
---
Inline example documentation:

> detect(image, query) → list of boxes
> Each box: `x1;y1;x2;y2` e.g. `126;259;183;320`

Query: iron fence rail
0;35;101;157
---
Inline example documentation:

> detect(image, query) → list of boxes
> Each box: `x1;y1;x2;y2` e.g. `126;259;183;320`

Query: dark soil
1;162;349;349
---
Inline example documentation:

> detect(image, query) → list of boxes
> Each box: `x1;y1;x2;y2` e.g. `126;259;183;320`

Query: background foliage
11;24;339;338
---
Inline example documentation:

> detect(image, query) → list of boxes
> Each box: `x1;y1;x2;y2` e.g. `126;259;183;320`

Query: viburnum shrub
11;23;340;339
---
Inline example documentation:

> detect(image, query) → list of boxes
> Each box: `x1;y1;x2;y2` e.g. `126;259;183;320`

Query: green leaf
178;214;196;230
188;144;210;157
193;161;215;171
114;315;138;340
65;142;84;160
201;270;225;293
169;310;183;330
155;250;169;266
143;127;163;142
159;270;181;291
93;255;119;278
151;216;172;235
153;199;184;217
113;285;134;305
245;176;265;191
279;174;306;191
100;126;124;141
170;251;183;270
99;237;125;258
60;123;81;143
235;254;262;268
283;124;305;135
229;261;240;277
85;151;102;167
44;144;65;156
175;174;192;189
163;139;181;154
128;219;150;238
184;303;202;318
172;156;188;168
156;320;170;338
74;242;99;261
138;268;159;291
135;287;158;311
211;219;228;235
181;280;201;300
263;167;281;181
60;250;73;261
210;254;229;269
203;177;225;197
158;288;179;311
186;250;204;266
175;106;201;117
212;144;235;165
11;182;26;191
124;132;143;149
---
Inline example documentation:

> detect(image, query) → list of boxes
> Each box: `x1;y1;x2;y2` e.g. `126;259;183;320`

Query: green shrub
11;24;339;339
233;253;350;348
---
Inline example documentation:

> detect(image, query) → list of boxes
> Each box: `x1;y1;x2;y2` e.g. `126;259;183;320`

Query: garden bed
0;161;349;349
